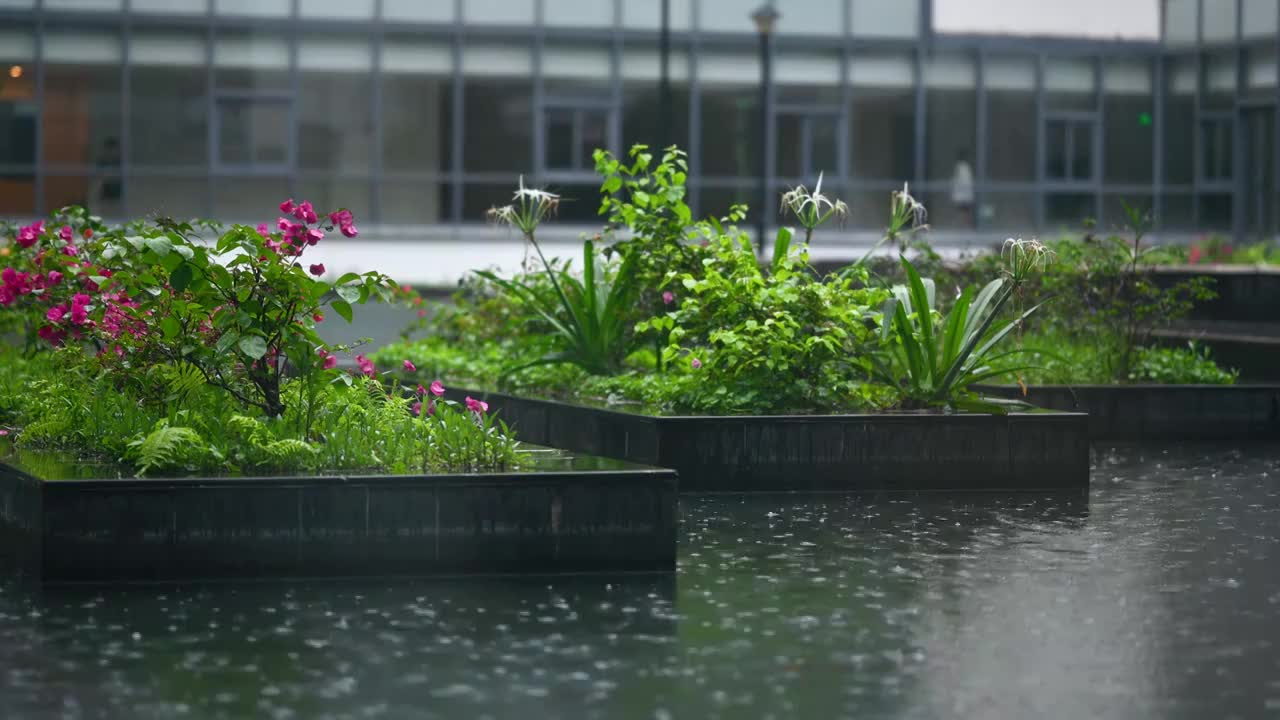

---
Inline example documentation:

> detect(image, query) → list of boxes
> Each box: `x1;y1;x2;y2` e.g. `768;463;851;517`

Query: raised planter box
977;384;1280;441
0;448;677;585
461;390;1090;493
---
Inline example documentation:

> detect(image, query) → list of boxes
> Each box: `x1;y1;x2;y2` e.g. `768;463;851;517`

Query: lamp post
751;4;779;256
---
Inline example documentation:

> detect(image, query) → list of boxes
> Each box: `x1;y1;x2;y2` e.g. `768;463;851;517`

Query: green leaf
238;335;268;360
160;315;181;339
144;236;173;257
169;263;194;292
215;332;238;354
335;285;361;304
331;299;353;323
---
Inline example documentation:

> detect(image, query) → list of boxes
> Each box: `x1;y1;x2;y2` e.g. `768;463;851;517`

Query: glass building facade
0;0;1275;242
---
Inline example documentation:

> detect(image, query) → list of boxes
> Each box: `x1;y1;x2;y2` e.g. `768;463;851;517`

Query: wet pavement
1;444;1278;719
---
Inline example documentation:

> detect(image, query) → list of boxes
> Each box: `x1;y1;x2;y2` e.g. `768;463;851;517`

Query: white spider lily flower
891;182;928;230
779;172;849;239
512;174;561;207
1001;237;1056;283
486;175;561;273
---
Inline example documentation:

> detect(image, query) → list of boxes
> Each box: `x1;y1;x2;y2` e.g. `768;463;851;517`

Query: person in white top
951;150;975;229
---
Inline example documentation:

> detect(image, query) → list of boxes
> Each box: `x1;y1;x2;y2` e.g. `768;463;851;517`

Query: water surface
2;444;1278;719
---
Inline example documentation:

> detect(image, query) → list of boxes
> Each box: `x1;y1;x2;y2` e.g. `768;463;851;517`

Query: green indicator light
1138;111;1153;127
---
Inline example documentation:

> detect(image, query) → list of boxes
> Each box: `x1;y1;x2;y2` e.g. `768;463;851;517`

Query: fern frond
126;422;207;475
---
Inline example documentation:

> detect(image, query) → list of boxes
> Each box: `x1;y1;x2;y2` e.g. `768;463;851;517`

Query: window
214;0;289;17
1202;52;1236;111
849;51;915;181
1164;57;1195;185
0;26;36;216
381;35;453;224
298;37;373;172
1164;0;1198;45
924;52;977;186
128;30;208;218
1203;0;1238;43
544;106;613;171
985;57;1036;182
215;99;291;169
621;44;691;154
1103;60;1153;184
42;29;123;216
774;112;839;180
1045;57;1096;112
1045;118;1096;182
1244;0;1280;39
1200;116;1233;184
462;43;533;173
699;51;761;179
775;51;842;179
852;0;919;38
129;32;207;169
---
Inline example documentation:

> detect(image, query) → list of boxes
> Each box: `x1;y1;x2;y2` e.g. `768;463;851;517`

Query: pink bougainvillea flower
691;357;702;369
662;290;675;305
429;380;445;397
256;223;271;238
427;400;436;416
403;359;417;372
37;325;65;346
309;263;325;277
410;400;423;417
16;221;44;249
355;354;375;378
415;383;427;396
277;216;293;232
416;309;427;318
0;429;8;436
62;244;79;257
313;312;324;323
293;201;317;224
70;304;89;325
59;225;73;242
329;209;352;226
46;305;67;323
305;227;324;245
279;198;295;214
72;293;92;307
322;354;338;370
465;396;488;413
47;270;63;285
340;223;359;238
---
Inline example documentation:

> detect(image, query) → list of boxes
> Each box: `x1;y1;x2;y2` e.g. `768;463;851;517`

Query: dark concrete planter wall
0;465;677;585
977;384;1280;441
465;390;1090;493
1150;266;1280;325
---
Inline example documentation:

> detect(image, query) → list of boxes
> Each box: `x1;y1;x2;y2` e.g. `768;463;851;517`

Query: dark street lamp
751;4;779;256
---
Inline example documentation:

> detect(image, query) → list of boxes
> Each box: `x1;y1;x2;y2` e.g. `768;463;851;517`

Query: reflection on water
1;444;1279;719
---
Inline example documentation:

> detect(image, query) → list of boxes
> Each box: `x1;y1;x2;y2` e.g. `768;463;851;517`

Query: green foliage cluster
947;206;1230;385
995;331;1236;386
3;346;520;476
379;145;1044;415
1;203;521;476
